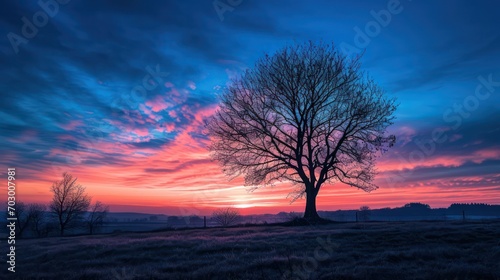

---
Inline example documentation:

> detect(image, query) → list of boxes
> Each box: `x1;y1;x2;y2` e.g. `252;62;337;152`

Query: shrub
212;207;240;227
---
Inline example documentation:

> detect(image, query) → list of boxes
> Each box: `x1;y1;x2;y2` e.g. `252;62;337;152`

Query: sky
1;0;499;215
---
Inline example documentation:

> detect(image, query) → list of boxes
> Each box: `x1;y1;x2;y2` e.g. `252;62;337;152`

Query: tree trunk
303;187;320;220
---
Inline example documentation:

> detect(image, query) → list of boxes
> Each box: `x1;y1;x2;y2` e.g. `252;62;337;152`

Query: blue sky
1;0;499;213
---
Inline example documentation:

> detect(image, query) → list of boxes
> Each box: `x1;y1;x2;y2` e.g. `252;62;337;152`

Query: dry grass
4;220;500;279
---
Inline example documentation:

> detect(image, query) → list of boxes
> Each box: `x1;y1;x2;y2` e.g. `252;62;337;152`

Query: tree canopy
206;42;397;220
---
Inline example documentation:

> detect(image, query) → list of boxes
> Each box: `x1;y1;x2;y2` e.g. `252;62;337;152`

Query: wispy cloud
1;0;499;213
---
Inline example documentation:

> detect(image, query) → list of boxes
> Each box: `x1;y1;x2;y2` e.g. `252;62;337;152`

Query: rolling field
5;220;500;280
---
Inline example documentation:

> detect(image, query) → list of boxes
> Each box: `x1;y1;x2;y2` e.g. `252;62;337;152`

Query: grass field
5;220;500;280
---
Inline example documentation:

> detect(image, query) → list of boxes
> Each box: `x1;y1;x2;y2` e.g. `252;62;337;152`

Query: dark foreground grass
4;220;500;280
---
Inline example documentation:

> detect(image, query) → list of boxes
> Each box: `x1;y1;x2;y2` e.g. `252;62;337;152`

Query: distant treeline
319;203;500;221
3;202;499;238
77;202;500;230
447;203;500;215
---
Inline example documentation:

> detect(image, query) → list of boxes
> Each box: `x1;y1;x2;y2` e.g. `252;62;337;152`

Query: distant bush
404;202;430;209
167;216;181;227
212;207;240;227
359;206;371;222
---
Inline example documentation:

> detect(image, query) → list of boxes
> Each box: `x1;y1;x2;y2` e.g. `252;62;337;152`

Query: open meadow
5;220;500;280
3;1;500;280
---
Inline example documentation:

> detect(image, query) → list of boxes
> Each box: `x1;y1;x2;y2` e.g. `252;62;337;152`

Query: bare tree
212;207;240;227
86;201;109;235
358;205;371;222
10;202;48;238
29;203;46;238
49;172;91;236
206;42;397;221
13;202;31;238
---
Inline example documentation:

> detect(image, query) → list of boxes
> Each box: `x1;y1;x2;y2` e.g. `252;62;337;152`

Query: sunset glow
2;1;499;216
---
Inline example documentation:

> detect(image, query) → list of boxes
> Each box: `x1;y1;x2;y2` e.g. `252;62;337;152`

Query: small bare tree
212;207;240;227
10;202;48;238
49;172;91;236
29;203;46;238
13;202;31;238
86;201;109;235
358;205;371;222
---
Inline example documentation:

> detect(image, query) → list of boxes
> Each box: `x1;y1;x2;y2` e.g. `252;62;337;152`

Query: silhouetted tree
359;205;371;221
49;172;91;236
12;202;47;238
404;202;430;209
86;201;109;235
212;207;240;227
29;203;46;238
206;42;397;221
13;202;31;238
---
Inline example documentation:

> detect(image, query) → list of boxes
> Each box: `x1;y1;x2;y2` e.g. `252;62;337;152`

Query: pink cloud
132;127;150;137
14;89;500;215
60;119;84;130
377;148;500;172
9;129;38;144
145;95;173;112
187;81;196;90
392;125;416;146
